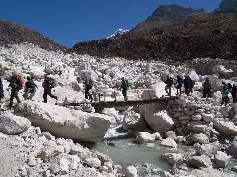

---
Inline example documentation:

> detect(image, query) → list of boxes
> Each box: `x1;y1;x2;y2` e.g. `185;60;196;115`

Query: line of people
0;72;58;108
164;74;195;96
164;74;237;106
83;75;131;102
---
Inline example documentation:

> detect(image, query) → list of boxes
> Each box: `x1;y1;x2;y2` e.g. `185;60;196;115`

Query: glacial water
89;137;179;174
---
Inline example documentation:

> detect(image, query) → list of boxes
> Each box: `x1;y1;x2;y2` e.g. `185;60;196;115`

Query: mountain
219;0;237;10
107;29;129;38
71;6;237;61
130;4;207;33
0;20;67;52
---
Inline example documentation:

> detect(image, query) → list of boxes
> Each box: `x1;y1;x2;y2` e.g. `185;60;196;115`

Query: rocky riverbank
0;43;237;176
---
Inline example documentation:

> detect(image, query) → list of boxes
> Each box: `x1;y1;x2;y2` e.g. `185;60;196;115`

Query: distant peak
107;29;129;39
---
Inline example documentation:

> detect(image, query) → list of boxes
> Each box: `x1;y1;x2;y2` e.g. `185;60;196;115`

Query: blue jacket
221;88;229;97
165;77;173;87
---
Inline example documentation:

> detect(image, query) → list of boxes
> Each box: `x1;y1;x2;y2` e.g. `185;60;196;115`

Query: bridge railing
92;88;156;103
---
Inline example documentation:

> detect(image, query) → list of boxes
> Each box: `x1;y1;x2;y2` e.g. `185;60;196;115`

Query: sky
0;0;222;48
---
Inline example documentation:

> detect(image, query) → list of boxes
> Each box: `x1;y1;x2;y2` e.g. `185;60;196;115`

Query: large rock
214;151;230;168
141;82;176;99
160;138;177;148
161;153;182;165
14;102;111;142
213;120;237;136
0;112;31;134
191;133;209;144
125;166;139;177
212;65;233;77
135;132;155;144
139;103;178;133
122;112;147;130
195;142;221;157
187;155;212;168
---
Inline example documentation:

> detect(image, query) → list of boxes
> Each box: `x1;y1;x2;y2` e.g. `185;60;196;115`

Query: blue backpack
126;80;131;87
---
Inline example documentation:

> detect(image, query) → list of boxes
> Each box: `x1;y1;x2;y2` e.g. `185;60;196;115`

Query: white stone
0;112;31;134
135;132;155;144
160;138;177;148
84;158;101;168
125;166;139;177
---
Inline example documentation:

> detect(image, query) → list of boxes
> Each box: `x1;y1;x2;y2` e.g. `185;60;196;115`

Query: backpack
88;79;93;88
42;81;47;88
126;80;131;87
48;77;55;88
17;73;24;90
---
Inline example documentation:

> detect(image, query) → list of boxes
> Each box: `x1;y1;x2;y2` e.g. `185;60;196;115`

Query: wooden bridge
66;89;177;112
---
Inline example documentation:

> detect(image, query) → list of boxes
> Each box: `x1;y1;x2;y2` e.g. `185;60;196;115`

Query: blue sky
0;0;222;48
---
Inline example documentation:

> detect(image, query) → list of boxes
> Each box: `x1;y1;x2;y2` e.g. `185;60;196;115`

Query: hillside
0;20;67;52
71;7;237;61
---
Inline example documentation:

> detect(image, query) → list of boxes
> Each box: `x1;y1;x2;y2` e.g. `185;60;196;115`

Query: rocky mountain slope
71;6;237;61
130;4;207;33
0;20;67;52
219;0;237;10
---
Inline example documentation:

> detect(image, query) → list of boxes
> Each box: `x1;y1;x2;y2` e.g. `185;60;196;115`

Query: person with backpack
42;73;57;103
120;77;130;101
23;76;37;100
174;75;183;95
0;77;4;114
203;77;212;98
164;75;173;97
83;75;93;102
231;84;237;103
221;85;230;106
8;71;22;108
184;75;194;96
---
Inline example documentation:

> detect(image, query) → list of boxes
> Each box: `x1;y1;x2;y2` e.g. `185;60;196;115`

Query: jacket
221;88;229;97
165;77;173;87
25;80;37;89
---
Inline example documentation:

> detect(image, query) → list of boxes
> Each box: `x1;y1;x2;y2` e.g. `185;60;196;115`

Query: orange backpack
17;73;24;90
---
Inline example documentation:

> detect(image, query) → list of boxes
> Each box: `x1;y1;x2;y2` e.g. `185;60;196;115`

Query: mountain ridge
71;6;237;61
0;4;237;62
0;20;67;52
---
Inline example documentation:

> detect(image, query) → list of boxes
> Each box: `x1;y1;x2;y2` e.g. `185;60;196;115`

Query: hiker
203;77;212;98
222;82;230;102
231;84;237;103
0;77;4;113
83;75;93;102
221;85;230;106
23;76;37;100
120;77;130;101
42;73;57;103
184;75;194;96
174;75;183;95
8;71;22;108
164;75;173;97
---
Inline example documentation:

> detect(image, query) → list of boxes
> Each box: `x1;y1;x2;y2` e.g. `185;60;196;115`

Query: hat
43;73;47;77
27;76;31;80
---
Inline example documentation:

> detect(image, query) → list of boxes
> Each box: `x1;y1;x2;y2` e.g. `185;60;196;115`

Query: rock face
13;102;111;142
219;0;237;10
131;4;206;32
